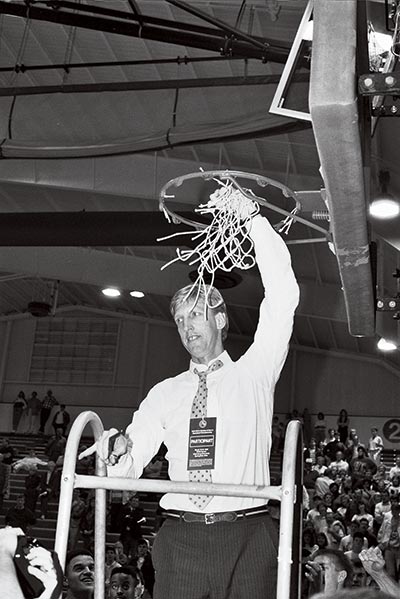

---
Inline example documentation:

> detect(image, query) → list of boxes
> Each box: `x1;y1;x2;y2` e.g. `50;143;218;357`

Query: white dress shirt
107;215;299;512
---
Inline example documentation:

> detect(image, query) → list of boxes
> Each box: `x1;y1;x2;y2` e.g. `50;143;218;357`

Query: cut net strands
157;176;296;311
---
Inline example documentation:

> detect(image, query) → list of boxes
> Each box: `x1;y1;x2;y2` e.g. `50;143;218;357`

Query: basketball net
157;176;291;309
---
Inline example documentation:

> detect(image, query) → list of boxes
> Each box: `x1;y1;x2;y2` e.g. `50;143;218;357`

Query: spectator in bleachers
25;390;42;434
23;462;45;514
369;428;384;466
351;558;371;589
109;566;144;599
389;457;400;481
330;451;350;476
304;459;319;493
339;521;367;553
5;493;36;533
336;494;352;525
388;476;400;502
359;517;378;548
0;437;16;464
344;428;360;463
305;438;320;465
350;446;377;487
351;501;374;532
324;429;339;459
313;454;328;476
345;532;367;565
68;489;86;550
81;495;96;552
46;428;66;463
303;527;319;559
377;501;400;581
0;438;16;501
12;391;27;433
13;448;48;472
337;409;350;445
39;388;58;434
65;549;94;599
314;412;327;446
45;429;66;490
52;403;71;436
118;494;146;560
315;468;335;498
374;491;392;528
105;545;122;589
132;538;155;598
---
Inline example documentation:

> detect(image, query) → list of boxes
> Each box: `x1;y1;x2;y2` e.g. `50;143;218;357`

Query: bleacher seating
0;432;284;550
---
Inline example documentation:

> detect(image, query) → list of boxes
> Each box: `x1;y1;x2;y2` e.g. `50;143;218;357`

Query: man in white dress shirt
82;210;299;598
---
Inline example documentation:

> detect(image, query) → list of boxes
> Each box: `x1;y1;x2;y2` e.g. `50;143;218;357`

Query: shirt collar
189;350;231;374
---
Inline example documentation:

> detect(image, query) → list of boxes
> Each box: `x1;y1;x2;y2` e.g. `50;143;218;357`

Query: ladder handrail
54;412;303;599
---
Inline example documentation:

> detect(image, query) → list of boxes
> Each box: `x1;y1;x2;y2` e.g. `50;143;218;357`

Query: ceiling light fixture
102;287;121;298
369;170;400;219
377;337;397;351
129;290;145;298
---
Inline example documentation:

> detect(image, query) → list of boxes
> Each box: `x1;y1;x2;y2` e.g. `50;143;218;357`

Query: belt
163;505;269;525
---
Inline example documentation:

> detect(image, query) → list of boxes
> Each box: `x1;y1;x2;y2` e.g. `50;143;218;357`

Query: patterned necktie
189;359;223;509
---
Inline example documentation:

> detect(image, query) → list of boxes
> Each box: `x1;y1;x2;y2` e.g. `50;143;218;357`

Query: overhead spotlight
369;170;400;219
129;290;145;298
102;287;121;298
377;337;397;351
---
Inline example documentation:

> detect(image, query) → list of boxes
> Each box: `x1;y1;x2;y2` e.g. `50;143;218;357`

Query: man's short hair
314;548;353;588
110;566;141;585
170;284;229;341
65;549;93;572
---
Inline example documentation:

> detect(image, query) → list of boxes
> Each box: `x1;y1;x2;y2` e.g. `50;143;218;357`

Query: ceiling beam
0;246;348;320
0;1;297;64
0;73;309;98
0;211;201;246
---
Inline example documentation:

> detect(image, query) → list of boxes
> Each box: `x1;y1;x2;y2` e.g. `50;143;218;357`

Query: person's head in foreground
312;548;353;595
65;550;94;599
109;566;144;599
170;284;228;365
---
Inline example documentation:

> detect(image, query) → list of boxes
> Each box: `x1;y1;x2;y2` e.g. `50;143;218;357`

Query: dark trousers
152;512;278;599
39;408;51;432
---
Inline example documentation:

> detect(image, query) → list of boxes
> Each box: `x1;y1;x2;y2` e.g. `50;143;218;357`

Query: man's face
350;522;359;535
359;521;368;535
352;566;368;587
66;555;95;595
109;573;140;599
129;496;139;508
314;555;345;595
106;549;116;564
16;497;25;509
174;299;225;365
137;543;148;557
352;536;364;553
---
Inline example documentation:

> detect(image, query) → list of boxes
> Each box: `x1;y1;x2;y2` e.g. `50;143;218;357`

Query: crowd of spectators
298;414;400;596
11;389;70;436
